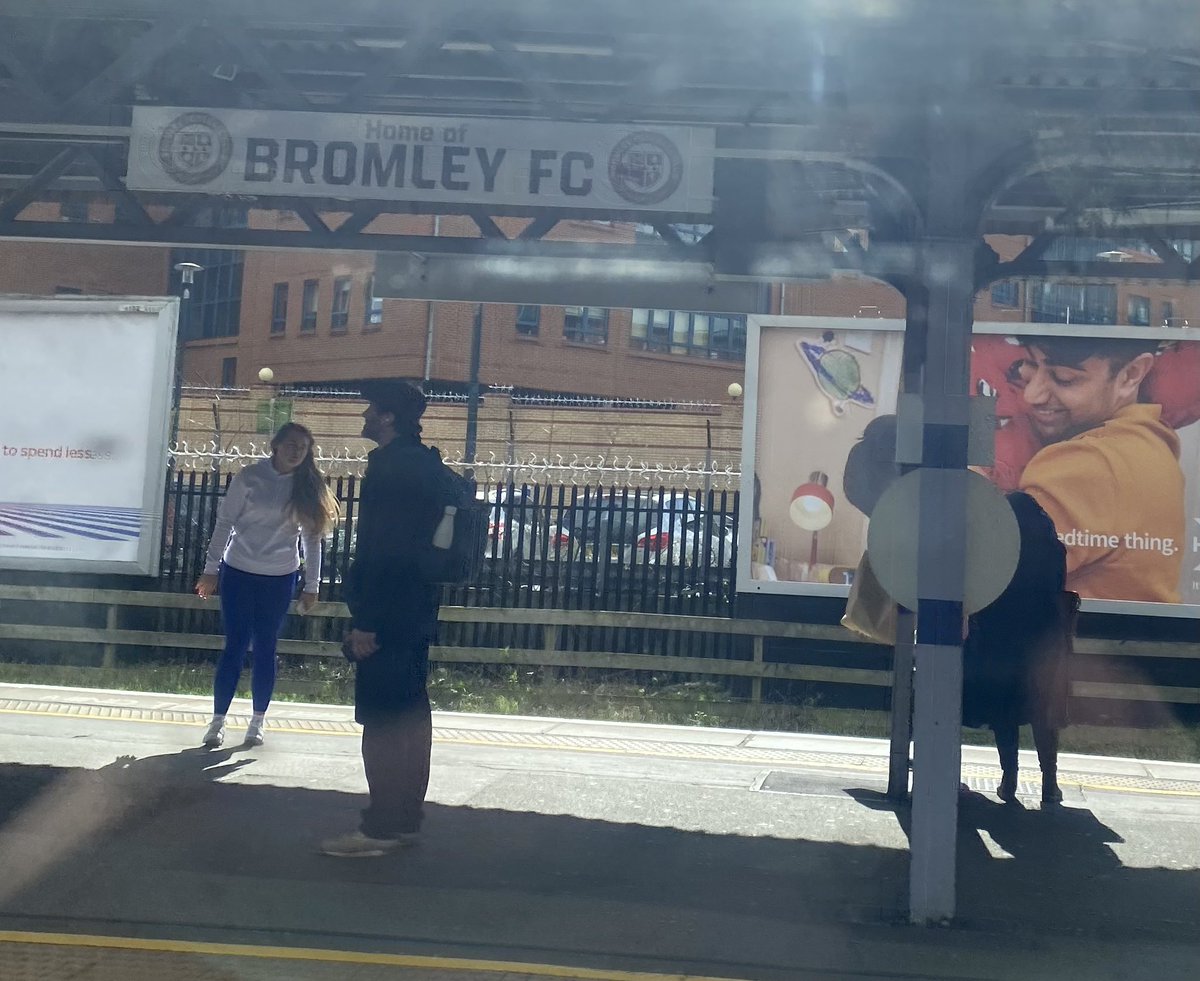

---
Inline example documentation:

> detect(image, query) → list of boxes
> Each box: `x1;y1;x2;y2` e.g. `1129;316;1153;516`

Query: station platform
1;682;1198;980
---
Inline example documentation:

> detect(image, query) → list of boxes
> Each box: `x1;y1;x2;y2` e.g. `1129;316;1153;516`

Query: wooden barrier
1;584;1198;704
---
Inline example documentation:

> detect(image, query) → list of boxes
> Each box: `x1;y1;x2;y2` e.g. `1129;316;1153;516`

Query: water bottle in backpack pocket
422;449;487;584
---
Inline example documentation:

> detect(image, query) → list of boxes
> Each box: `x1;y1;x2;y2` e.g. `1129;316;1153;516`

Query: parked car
484;486;572;563
576;491;734;569
630;492;736;569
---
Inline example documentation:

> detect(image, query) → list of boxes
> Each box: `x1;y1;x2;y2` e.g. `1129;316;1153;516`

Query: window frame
331;276;352;332
516;304;541;337
300;279;319;333
1029;282;1117;326
364;274;383;327
990;280;1021;309
270;282;288;335
631;308;747;361
170;247;244;341
563;306;609;346
1126;294;1151;327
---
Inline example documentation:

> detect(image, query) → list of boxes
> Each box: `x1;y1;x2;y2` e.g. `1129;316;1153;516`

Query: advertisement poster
0;296;178;575
739;316;1200;618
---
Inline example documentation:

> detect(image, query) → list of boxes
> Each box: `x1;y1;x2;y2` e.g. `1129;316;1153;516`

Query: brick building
0;203;168;297
2;205;1195;405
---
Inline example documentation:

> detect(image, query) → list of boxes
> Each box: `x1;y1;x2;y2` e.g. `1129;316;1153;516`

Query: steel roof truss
207;16;315;112
59;16;204;120
0;145;80;221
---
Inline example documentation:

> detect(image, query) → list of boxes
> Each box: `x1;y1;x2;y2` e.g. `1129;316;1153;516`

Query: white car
484;487;572;563
627;493;736;569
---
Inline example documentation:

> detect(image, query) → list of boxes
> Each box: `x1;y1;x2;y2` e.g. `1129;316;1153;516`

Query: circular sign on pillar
866;468;1020;614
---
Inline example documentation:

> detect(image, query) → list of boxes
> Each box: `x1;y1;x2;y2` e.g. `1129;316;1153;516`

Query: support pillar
901;238;976;924
886;607;916;799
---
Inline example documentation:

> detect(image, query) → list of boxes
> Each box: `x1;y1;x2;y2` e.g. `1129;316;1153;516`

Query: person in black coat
963;491;1077;804
321;381;445;857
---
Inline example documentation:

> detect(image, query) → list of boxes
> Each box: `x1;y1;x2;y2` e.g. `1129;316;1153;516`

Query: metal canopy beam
375;252;766;313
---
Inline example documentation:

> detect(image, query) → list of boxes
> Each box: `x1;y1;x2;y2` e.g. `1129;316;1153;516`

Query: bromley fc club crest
608;131;684;206
157;112;233;186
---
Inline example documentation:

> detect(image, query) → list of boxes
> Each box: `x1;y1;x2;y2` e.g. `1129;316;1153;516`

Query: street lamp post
464;303;484;469
171;261;203;449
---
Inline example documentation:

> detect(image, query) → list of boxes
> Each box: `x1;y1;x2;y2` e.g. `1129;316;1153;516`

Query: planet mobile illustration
798;339;875;415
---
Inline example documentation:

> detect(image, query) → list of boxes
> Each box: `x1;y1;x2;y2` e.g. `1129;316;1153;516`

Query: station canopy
0;0;1198;303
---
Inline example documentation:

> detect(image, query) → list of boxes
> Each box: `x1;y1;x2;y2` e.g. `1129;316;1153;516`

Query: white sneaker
244;720;265;747
202;719;225;748
319;830;417;858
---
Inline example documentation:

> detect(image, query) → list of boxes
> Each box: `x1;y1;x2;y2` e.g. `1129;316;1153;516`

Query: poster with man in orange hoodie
1014;336;1187;604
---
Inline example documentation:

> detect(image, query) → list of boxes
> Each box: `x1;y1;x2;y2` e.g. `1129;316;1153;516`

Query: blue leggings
214;563;298;715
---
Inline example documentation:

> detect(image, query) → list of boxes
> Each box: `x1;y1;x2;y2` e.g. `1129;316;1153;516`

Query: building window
990;280;1020;309
1126;295;1150;327
563;306;608;345
221;357;237;388
1161;300;1175;326
270;283;288;335
1029;282;1117;326
301;279;319;333
631;309;747;361
331;276;351;331
170;247;244;341
60;201;89;223
516;305;541;336
364;275;383;326
54;286;83;295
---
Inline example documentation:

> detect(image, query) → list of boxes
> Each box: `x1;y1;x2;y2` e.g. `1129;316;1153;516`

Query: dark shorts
354;640;430;726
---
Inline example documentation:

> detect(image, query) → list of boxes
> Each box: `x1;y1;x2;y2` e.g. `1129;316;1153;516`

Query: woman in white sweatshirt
195;423;339;748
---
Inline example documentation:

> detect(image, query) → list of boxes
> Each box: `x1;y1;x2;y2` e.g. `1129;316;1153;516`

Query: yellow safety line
0;930;747;981
4;705;1200;798
0;705;877;771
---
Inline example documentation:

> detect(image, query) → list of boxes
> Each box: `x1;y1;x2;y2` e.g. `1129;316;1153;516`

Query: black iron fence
161;470;740;615
160;470;743;662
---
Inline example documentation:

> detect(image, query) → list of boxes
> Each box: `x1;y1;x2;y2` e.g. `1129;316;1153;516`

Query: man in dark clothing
321;381;444;858
963;491;1076;805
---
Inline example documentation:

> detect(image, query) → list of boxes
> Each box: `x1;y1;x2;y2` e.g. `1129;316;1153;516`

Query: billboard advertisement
0;296;178;575
739;316;1200;618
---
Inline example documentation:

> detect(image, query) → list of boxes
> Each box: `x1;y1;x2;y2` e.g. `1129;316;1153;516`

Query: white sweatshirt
202;459;323;592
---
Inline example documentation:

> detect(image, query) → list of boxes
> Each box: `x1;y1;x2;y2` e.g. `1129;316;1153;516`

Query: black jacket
963;492;1071;730
345;436;442;638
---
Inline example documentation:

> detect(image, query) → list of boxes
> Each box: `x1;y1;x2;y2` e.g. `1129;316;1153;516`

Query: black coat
346;435;443;721
963;492;1075;731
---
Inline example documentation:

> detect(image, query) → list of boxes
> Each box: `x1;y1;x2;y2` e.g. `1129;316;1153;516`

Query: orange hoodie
1019;404;1185;604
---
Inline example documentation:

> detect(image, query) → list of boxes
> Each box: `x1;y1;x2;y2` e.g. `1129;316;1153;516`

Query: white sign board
127;107;715;215
0;296;178;575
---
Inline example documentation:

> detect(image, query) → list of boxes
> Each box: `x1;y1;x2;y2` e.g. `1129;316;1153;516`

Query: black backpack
422;448;487;584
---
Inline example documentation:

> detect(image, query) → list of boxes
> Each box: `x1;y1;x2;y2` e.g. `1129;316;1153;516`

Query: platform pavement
1;682;1198;980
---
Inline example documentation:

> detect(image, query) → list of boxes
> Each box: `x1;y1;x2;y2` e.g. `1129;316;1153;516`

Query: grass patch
1;657;1198;763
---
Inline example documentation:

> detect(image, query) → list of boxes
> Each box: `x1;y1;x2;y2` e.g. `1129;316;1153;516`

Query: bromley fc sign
129;107;715;215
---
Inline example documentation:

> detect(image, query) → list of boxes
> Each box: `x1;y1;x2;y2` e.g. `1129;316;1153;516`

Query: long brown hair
271;423;340;536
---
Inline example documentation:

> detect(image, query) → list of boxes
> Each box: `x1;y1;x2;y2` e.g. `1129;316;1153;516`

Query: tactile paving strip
3;696;1199;797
